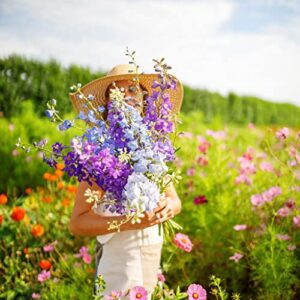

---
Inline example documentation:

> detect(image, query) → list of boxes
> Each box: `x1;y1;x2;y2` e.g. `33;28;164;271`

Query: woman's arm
68;180;170;237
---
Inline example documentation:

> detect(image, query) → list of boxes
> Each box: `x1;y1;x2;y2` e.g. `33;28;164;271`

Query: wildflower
25;187;32;194
259;161;274;172
233;224;247;231
11;207;26;221
187;283;207;300
193;195;208;205
37;270;51;282
173;233;193;252
276;234;291;241
31;293;41;299
39;259;52;270
275;127;289;140
31;224;45;238
129;286;147;300
0;194;8;205
74;246;92;264
276;207;291;218
43;240;58;252
157;272;166;282
288;244;296;251
0;214;3;225
293;215;300;228
187;168;196;176
229;252;243;263
104;290;123;300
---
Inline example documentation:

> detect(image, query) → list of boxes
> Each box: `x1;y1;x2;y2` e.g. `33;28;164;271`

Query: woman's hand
128;196;175;230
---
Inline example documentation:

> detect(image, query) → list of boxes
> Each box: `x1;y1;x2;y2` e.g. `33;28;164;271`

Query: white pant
95;224;163;298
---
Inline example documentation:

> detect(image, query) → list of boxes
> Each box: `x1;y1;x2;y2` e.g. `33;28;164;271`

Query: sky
0;0;300;106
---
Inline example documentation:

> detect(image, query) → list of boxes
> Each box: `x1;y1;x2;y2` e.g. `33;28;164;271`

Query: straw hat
69;64;184;115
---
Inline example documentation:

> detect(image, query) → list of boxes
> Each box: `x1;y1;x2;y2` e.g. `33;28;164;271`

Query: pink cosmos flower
235;173;252;185
284;199;295;209
276;234;291;241
238;157;256;175
187;168;196;176
31;293;41;299
12;149;19;156
276;127;289;140
129;286;147;300
74;246;92;264
206;129;227;140
187;283;207;300
82;253;92;264
43;240;58;252
293;215;300;228
233;224;247;231
8;123;14;132
37;270;51;282
248;123;255;129
105;290;123;300
276;207;291;218
229;252;243;263
173;233;193;252
196;156;208;166
157;272;166;282
288;146;297;157
193;195;208;205
259;161;274;172
288;244;296;251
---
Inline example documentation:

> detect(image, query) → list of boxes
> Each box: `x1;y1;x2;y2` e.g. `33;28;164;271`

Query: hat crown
106;64;135;76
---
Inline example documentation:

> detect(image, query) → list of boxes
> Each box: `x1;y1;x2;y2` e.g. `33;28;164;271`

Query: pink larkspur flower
37;270;51;282
173;233;193;252
32;293;41;299
229;252;243;263
187;283;207;300
233;224;247;231
129;286;147;300
157;272;166;282
276;127;289;140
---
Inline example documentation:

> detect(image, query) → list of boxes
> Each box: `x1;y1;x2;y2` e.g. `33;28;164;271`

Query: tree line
0;54;299;126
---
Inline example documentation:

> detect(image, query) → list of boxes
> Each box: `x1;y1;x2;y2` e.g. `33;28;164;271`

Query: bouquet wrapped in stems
17;48;184;239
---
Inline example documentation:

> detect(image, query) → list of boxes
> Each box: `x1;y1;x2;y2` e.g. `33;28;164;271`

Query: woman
68;64;183;297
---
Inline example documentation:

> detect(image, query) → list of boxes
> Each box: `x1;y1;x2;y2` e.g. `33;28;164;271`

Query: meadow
1;100;299;299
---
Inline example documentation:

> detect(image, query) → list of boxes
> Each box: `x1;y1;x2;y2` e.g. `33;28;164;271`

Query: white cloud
0;0;299;106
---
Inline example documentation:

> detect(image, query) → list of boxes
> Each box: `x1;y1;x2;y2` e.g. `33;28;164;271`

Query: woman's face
108;79;144;113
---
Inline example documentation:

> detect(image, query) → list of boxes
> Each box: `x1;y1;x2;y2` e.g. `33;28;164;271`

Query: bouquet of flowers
16;48;183;237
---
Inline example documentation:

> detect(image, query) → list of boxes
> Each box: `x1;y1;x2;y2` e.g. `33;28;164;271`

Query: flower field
1;107;300;299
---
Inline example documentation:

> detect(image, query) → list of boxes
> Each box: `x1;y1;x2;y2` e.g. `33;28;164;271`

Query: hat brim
69;73;184;116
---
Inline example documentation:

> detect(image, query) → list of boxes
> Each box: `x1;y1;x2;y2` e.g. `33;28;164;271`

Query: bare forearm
69;210;136;237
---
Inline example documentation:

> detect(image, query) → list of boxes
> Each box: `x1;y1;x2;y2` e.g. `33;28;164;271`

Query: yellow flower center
192;292;199;299
136;293;142;299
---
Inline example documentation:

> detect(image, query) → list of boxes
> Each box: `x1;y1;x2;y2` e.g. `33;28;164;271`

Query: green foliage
1;54;300;126
0;100;78;195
